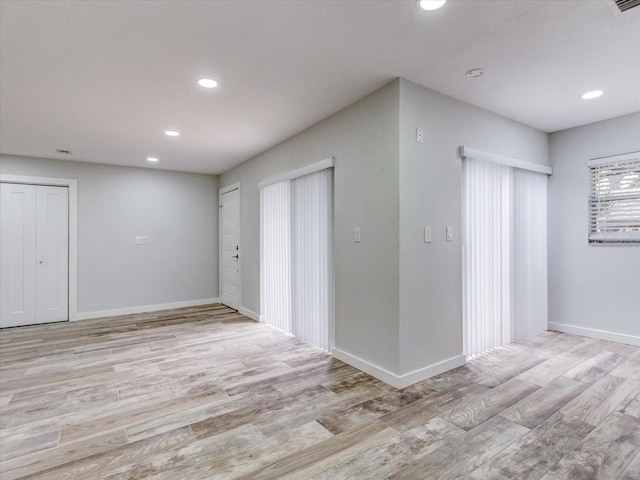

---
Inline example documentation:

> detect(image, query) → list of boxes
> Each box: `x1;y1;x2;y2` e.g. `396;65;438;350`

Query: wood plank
441;378;539;430
388;416;529;479
0;304;637;479
466;413;594;480
500;376;589;428
313;416;465;479
237;420;397;480
560;375;640;426
549;412;640;480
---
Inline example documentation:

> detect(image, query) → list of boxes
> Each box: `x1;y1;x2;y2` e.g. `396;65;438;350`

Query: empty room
0;0;639;479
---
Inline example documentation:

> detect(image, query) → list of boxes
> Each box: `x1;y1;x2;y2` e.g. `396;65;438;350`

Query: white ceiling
1;0;639;175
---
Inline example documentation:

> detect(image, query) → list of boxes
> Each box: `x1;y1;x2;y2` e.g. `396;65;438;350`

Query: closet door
1;183;37;327
0;183;68;327
34;186;69;324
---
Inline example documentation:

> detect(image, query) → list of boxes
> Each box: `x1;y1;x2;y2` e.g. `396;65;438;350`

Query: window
588;152;640;244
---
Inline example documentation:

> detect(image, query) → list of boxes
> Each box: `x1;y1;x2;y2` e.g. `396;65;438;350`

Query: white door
220;187;240;310
1;183;69;327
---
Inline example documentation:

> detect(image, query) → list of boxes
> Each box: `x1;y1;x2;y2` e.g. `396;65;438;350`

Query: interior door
0;183;69;327
220;187;240;310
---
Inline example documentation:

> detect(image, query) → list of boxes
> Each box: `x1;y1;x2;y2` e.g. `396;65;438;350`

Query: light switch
135;236;148;245
424;226;432;243
446;226;453;242
354;227;361;243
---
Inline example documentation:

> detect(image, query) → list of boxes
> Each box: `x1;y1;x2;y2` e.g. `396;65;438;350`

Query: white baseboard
73;298;220;321
548;322;640;347
333;348;466;389
238;306;259;321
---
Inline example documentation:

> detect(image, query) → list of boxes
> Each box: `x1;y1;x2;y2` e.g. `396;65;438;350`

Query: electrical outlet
416;128;424;144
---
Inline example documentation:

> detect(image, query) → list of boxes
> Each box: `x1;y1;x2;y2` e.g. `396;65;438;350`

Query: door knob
39;260;44;264
232;255;239;260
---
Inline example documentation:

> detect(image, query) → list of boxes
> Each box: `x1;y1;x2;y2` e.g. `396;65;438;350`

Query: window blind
588;154;640;244
260;167;334;352
462;153;549;358
260;181;292;334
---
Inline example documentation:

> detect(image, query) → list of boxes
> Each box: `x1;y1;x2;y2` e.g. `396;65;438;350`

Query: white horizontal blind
260;181;292;334
588;156;640;243
291;169;334;351
512;169;548;340
463;158;511;357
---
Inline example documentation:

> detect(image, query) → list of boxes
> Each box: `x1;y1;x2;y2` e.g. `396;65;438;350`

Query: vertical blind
292;169;334;351
463;156;549;358
512;169;548;340
463;158;511;357
261;181;292;334
260;167;334;352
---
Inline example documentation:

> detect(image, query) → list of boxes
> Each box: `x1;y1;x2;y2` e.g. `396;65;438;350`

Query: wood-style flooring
1;304;639;479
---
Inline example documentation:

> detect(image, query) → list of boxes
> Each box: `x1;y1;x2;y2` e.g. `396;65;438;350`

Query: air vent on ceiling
607;0;640;14
56;149;72;154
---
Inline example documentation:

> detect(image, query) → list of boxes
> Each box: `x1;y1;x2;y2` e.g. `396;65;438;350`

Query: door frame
219;182;241;310
1;174;78;321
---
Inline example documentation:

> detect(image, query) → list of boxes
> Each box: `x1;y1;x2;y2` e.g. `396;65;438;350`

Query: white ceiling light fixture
198;78;218;89
147;157;159;162
418;0;447;11
164;130;180;137
466;68;485;78
582;90;604;100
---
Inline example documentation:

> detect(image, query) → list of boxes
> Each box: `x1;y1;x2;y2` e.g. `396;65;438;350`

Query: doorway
1;183;69;327
219;183;240;310
259;160;335;352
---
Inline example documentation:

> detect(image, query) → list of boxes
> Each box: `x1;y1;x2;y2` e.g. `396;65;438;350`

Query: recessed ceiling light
466;68;485;78
164;130;180;137
582;90;604;100
147;157;159;162
198;78;218;88
418;0;447;11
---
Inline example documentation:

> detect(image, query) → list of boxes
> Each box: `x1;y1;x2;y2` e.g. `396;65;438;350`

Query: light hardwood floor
1;304;638;479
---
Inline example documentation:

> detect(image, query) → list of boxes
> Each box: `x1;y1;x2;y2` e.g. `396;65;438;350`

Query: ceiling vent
607;0;640;14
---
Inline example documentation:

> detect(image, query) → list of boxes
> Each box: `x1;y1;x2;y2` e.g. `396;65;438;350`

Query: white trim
548;322;640;347
0;174;78;321
333;348;467;389
218;183;241;310
586;151;640;167
459;146;552;175
238;306;259;321
258;157;335;189
74;298;220;321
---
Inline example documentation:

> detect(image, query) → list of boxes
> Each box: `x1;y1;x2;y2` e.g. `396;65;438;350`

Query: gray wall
397;78;549;373
220;78;551;378
548;113;640;338
221;80;401;374
0;155;219;314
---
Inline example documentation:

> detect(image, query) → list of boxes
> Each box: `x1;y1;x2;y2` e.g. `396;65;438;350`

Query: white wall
220;80;401;375
397;78;549;374
548;113;640;343
0;155;219;317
